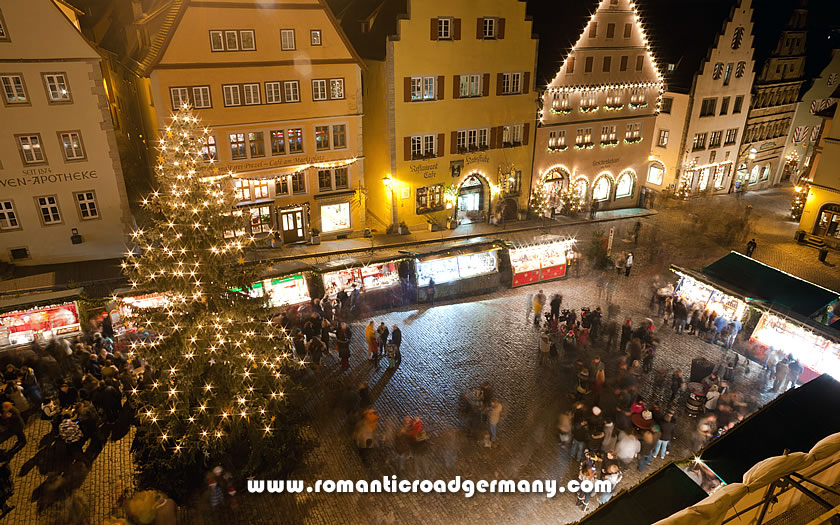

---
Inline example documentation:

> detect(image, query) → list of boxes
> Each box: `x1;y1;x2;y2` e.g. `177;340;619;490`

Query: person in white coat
488;400;503;444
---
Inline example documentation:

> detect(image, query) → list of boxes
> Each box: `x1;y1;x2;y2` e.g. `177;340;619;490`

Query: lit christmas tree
529;181;550;218
124;106;302;500
790;180;810;221
559;186;584;215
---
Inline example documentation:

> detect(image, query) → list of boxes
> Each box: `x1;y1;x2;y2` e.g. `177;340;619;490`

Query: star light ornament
124;105;297;461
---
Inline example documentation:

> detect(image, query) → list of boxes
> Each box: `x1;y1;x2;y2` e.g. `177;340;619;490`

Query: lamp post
382;175;398;232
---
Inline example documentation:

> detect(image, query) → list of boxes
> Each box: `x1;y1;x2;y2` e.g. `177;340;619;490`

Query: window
603;56;612;73
191;86;211;108
223;85;241;106
36;195;61;224
311;30;322;46
478;128;489;148
502;72;521;94
224;30;239;50
202;136;217;160
59;131;85;160
661;97;673;113
315;126;330;150
548;130;566;149
410;134;437;159
593;177;611;201
585;56;593;73
229;133;246;159
724;128;738;145
284;81;300;102
692;132;707;150
321;202;351;232
720;97;730;115
601;125;617;143
74;191;99;219
288;128;303;154
280;29;296;50
615;171;634;198
239;30;255;50
270;130;285;155
733;95;744;113
266;82;282;104
566;56;575;74
170;87;188;108
275;177;289;196
18;134;45;164
581;90;597;109
635;55;644;71
456;130;466;151
416;184;444;212
575;127;592;146
44;73;70;102
657;129;669;147
713;63;724;80
210;30;224;51
647;164;664;185
318;169;332;192
553;93;570;111
483;17;496;38
253;180;270;199
312;80;327;101
606;23;615;39
502;124;523;145
334;167;348;189
291;171;306;193
630;88;646;106
731;26;744;49
333;124;346;149
709;130;722;148
249;206;272;234
243;83;260;105
709;150;717;164
249;131;264;157
625;122;641;140
0;201;20;230
329;78;344;99
589;21;597;38
620;55;628;72
700;97;716;117
438;18;451;40
624;23;632;38
723;63;733;86
460;74;481;97
1;74;26;104
234;180;252;201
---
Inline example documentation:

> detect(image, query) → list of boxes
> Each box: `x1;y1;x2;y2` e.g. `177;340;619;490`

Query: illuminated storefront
322;260;402;295
320;202;352;233
509;239;575;287
0;289;84;347
672;271;747;322
111;292;170;336
416;249;498;286
262;274;311;308
750;313;840;382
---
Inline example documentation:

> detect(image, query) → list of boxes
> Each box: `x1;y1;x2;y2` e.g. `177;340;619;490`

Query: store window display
592;176;611;201
646;164;664;185
323;262;401;295
615;171;635;198
417;250;498;286
321;202;351;233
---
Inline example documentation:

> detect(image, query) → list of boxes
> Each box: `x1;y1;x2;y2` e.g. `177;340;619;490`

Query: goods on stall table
750;313;840;381
417;250;498;286
264;274;310;307
0;302;81;347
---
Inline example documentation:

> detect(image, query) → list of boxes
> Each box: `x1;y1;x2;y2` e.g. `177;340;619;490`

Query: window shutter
482;73;490;96
404;137;411;161
404;77;411;102
453;18;461;40
476;18;483;39
496;73;503;95
430;18;438;41
437;133;445;157
522;72;530;94
495;126;504;148
437;75;445;100
498;18;505;39
453;75;460;99
523;123;530;145
489;127;498;149
450;131;458;154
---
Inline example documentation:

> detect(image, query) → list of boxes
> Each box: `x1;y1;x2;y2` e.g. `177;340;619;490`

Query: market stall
0;288;84;348
414;243;501;302
508;239;574;287
109;291;170;337
749;312;840;382
672;271;748;322
320;258;408;310
262;273;311;308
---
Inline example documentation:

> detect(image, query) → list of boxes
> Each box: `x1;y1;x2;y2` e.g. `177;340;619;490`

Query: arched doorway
456;173;487;224
814;203;840;239
541;166;570;213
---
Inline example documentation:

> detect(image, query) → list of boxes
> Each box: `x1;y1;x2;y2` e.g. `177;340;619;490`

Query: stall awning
699;252;839;318
414;239;502;262
0;287;84;313
315;255;407;274
261;261;315;280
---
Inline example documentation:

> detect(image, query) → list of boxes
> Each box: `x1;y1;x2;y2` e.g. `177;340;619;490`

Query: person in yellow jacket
533;290;546;326
365;321;377;360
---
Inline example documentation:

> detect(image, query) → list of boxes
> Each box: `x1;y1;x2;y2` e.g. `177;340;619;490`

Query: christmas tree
790;180;810;221
529;181;550;218
559;186;584;216
124;106;303;500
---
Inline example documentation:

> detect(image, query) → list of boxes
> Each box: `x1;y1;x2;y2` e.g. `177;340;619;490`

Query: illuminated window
647;164;664;185
311;30;322;46
615;171;634;198
18;134;45;164
288;128;303;154
44;73;70;102
270;130;285;155
315;126;330;150
321;202;351;232
248;131;264;157
59;131;85;160
229;133;246;159
234;180;251;201
249;205;272;234
657;129;669;147
330;79;344;99
592;177;611;201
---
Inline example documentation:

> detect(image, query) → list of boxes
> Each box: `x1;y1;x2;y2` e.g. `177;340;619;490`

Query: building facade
130;0;365;244
648;0;755;196
0;0;132;265
797;90;840;246
533;0;663;213
781;49;840;184
334;0;537;232
739;4;808;190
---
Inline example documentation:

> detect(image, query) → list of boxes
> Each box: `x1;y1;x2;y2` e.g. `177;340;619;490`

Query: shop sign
593;158;620;168
216;155;328;173
1;167;99;188
759;141;777;151
465;153;490;166
410;162;439;179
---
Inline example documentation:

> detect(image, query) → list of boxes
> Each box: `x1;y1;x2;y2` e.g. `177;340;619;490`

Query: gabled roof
699;251;838;318
751;0;800;79
130;0;187;76
526;0;599;87
326;0;408;61
644;0;737;94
